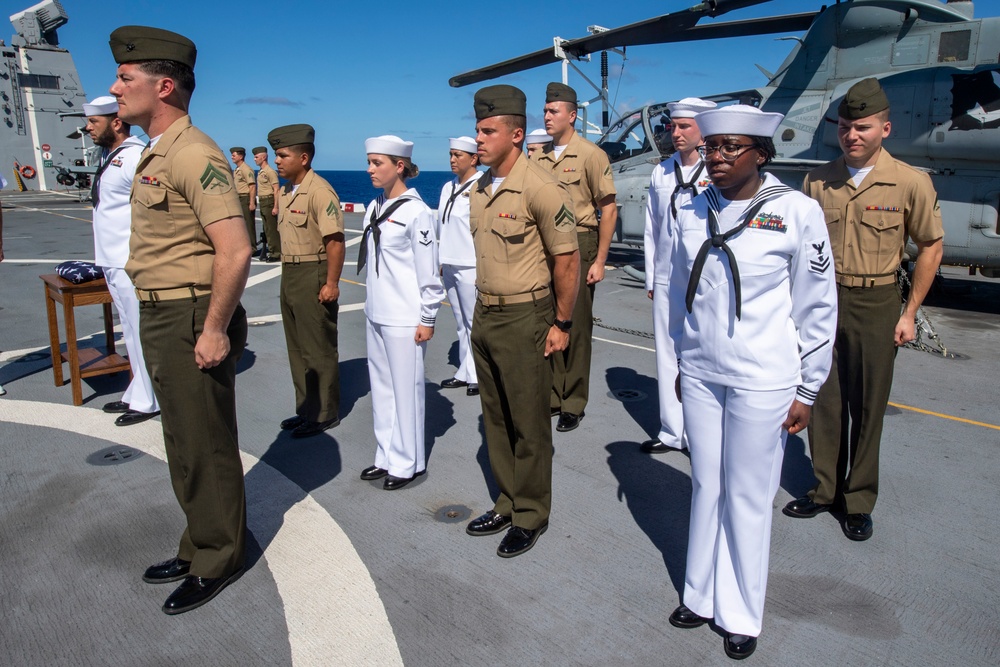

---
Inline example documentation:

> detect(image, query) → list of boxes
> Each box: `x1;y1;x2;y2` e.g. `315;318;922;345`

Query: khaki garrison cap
251;146;268;155
109;26;197;68
229;146;246;154
268;124;315;149
546;82;577;105
474;85;526;119
838;78;890;120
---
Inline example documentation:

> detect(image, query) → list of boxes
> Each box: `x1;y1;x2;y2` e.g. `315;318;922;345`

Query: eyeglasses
696;143;757;162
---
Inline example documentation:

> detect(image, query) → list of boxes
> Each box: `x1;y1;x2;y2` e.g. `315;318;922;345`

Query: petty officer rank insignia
140;176;159;186
419;230;432;246
865;206;901;212
748;212;787;233
809;239;831;274
199;163;232;193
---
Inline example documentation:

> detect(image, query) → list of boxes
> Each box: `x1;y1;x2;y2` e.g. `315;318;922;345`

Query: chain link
592;317;655;339
897;266;954;359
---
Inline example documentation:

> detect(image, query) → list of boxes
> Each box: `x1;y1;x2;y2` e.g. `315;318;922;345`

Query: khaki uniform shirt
256;163;278;200
534;132;616;230
470;154;578;295
277;169;344;258
804;149;943;283
126;115;243;290
233;161;255;195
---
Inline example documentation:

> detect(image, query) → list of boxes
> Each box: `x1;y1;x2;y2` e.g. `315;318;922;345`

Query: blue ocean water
315;170;455;208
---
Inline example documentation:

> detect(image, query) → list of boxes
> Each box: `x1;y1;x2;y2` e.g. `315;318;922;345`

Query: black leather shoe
497;523;547;558
280;415;305;430
556;411;583;432
640;439;678;454
291;417;340;438
383;474;415;490
466;384;479;396
782;496;831;518
466;510;511;536
115;409;160;427
360;466;388;481
724;634;757;660
142;557;191;584
550;407;561;417
103;400;129;414
161;569;244;615
668;604;709;629
843;513;873;541
441;377;469;389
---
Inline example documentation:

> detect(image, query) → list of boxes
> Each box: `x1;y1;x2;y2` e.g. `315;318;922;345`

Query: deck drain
87;445;144;466
434;505;472;523
610;388;647;403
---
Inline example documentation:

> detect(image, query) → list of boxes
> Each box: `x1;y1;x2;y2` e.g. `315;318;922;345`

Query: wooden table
41;274;132;405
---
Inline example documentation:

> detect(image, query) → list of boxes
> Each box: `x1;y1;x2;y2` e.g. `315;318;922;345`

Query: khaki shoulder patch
604;165;612;177
554;204;576;231
200;163;233;193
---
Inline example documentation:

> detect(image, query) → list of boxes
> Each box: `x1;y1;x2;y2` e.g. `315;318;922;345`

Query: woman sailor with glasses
665;105;837;660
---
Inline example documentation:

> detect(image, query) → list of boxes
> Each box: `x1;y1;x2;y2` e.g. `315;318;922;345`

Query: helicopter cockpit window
599;110;649;163
938;30;971;63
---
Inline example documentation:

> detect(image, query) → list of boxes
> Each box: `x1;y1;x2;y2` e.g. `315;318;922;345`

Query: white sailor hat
525;129;551;145
449;136;477;154
695;104;784;139
365;135;413;158
82;96;119;116
667;97;716;119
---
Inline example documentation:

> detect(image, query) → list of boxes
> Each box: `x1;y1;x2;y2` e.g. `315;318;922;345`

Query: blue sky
44;0;1000;170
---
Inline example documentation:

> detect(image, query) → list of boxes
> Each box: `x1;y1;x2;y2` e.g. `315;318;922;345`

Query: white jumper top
435;171;479;267
93;135;145;269
644;153;711;290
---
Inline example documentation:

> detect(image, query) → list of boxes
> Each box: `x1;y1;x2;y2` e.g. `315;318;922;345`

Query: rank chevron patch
809;239;831;274
554;204;575;230
199;163;232;192
326;201;338;217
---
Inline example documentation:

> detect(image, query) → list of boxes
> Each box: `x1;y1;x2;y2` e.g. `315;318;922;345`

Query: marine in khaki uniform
783;78;944;541
534;82;617;432
109;25;252;614
230;146;258;248
270;124;345;439
253;146;281;261
464;84;580;558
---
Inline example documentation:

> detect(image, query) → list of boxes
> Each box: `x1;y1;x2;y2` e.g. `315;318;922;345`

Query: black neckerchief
670;159;705;220
90;144;129;209
441;177;475;225
685;180;792;320
357;195;414;276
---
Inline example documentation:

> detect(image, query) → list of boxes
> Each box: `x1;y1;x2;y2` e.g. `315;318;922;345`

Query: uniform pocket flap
133;184;167;209
491;216;525;241
860;208;902;231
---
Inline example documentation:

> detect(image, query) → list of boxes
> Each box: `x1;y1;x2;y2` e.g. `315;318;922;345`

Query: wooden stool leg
63;294;83;406
103;303;116;354
45;285;64;386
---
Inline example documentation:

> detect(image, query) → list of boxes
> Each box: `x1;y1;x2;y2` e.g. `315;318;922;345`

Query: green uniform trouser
280;261;340;422
808;283;900;514
473;295;554;530
139;297;248;579
238;194;256;247
259;195;280;260
550;228;598;414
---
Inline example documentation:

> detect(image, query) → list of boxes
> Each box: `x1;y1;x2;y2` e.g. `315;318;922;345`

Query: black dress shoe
640;439;679;454
843;513;873;541
161;569;244;615
115;409;160;427
724;634;757;660
668;604;709;629
550;407;561;417
102;400;129;414
360;466;388;481
142;557;191;584
466;384;479;396
782;496;832;518
291;417;340;438
383;474;416;490
466;510;512;536
556;411;584;432
280;415;305;430
497;523;547;558
441;377;469;389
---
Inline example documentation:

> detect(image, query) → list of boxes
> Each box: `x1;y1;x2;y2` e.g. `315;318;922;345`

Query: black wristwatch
553;318;573;332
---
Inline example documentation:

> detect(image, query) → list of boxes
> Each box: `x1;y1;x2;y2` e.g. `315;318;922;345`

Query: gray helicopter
451;0;1000;276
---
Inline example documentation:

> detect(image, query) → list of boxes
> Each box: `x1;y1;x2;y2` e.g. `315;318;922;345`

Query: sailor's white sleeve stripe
420;315;437;326
796;386;819;405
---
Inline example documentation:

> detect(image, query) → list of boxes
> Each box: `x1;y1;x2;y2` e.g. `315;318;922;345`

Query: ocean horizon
313;170;455;209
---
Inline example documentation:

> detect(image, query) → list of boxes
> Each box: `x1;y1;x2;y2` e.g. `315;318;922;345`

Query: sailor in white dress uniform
85;96;159;423
360;135;446;490
436;137;480;394
666;105;837;657
641;97;715;453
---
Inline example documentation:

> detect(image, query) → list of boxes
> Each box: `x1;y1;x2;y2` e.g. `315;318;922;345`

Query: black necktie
670;160;705;220
357;197;411;275
685;183;791;320
441;178;475;224
90;145;127;209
